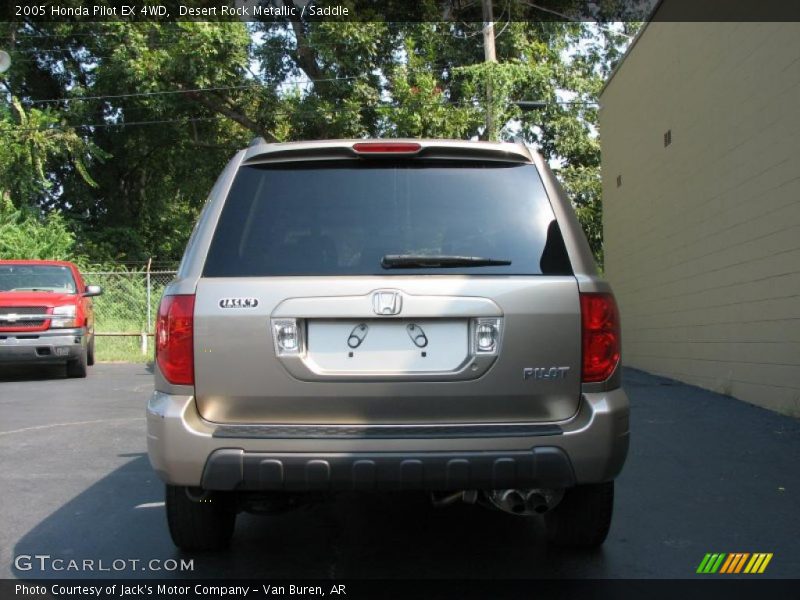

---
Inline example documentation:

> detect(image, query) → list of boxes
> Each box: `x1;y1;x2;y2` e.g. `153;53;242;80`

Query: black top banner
2;0;800;23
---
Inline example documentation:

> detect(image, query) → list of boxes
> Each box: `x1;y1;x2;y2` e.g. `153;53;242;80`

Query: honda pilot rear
147;139;629;551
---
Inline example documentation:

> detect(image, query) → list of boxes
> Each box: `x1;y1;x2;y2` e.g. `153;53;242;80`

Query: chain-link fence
82;266;177;362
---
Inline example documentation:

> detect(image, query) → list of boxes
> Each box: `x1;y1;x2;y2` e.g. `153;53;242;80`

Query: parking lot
0;363;798;579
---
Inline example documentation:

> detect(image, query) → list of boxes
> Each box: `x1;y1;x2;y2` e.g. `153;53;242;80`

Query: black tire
165;485;237;551
545;481;614;548
87;335;96;366
66;348;88;378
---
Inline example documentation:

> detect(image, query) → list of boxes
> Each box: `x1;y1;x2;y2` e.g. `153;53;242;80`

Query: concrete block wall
600;21;800;416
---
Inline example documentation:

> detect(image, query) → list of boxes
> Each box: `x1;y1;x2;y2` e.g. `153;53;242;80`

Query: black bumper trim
211;423;563;440
201;447;576;492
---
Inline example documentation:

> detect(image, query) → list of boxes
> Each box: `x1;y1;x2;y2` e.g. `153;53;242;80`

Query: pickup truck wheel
165;485;237;551
544;481;614;548
87;335;96;366
66;348;88;378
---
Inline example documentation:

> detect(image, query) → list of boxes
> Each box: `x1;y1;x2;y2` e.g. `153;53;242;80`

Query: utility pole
482;0;497;141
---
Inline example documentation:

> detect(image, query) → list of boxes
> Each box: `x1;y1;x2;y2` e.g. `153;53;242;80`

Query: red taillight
580;293;621;383
155;295;195;386
352;142;422;154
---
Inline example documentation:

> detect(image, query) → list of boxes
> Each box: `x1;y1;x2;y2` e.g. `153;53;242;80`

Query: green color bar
697;554;713;573
710;553;727;573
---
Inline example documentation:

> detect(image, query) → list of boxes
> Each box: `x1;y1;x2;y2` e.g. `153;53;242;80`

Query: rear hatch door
193;156;581;424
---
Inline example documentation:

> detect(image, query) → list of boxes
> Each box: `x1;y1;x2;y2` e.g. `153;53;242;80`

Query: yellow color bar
744;554;760;573
758;553;773;574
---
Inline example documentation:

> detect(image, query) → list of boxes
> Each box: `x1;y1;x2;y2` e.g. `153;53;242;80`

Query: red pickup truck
0;260;102;377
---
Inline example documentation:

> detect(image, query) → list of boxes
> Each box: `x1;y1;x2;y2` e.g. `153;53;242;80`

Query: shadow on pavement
8;366;800;579
0;363;69;382
13;454;608;580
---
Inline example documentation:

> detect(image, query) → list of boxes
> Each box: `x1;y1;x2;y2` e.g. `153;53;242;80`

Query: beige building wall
600;21;800;416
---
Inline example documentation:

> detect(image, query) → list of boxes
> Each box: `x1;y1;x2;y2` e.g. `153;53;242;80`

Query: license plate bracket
306;319;469;373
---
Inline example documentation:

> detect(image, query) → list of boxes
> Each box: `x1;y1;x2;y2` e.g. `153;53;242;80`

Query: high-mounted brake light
352;142;422;154
580;293;621;383
156;295;195;386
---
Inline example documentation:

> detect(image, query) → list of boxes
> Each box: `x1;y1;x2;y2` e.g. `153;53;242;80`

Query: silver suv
147;139;629;551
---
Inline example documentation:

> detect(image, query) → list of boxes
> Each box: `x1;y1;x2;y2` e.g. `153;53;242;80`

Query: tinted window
203;160;571;277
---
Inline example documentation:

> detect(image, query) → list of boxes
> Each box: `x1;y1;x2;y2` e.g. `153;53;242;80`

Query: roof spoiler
242;140;533;164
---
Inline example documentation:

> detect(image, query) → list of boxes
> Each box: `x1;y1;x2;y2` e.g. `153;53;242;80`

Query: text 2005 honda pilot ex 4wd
147;139;629;551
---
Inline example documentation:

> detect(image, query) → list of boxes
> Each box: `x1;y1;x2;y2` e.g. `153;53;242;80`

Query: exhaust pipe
487;488;564;516
486;489;528;514
435;489;565;516
524;491;550;514
500;489;527;514
430;490;479;508
430;491;464;508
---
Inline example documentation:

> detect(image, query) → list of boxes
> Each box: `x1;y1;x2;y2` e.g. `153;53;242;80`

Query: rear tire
87;335;96;366
545;481;614;548
165;485;237;551
66;348;88;378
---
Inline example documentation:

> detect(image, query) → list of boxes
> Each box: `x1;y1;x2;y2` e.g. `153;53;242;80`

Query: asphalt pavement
0;363;798;579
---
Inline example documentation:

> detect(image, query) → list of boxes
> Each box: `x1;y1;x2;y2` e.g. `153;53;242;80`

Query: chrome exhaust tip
487;488;564;516
499;489;527;514
524;491;550;514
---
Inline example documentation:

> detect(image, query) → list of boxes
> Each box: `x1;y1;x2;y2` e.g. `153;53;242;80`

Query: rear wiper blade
381;254;512;269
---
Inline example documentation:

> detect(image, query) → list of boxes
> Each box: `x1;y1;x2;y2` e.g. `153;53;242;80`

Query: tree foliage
0;97;106;200
0;195;75;259
1;4;639;265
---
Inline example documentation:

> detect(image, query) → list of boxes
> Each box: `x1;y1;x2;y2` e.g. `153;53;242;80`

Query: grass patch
84;269;173;363
96;335;153;363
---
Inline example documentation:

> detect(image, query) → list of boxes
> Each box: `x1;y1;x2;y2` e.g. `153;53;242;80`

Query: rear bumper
201;447;576;491
0;328;86;363
147;388;629;491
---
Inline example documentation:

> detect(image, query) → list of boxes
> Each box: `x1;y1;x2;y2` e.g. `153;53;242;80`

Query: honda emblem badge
372;291;402;316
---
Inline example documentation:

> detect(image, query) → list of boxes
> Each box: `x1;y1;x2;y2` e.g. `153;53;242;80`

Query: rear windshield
0;264;77;293
202;160;571;277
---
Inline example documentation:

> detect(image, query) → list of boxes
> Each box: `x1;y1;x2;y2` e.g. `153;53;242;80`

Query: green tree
0;195;75;259
2;20;256;262
0;96;105;260
2;5;639;265
0;97;105;203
